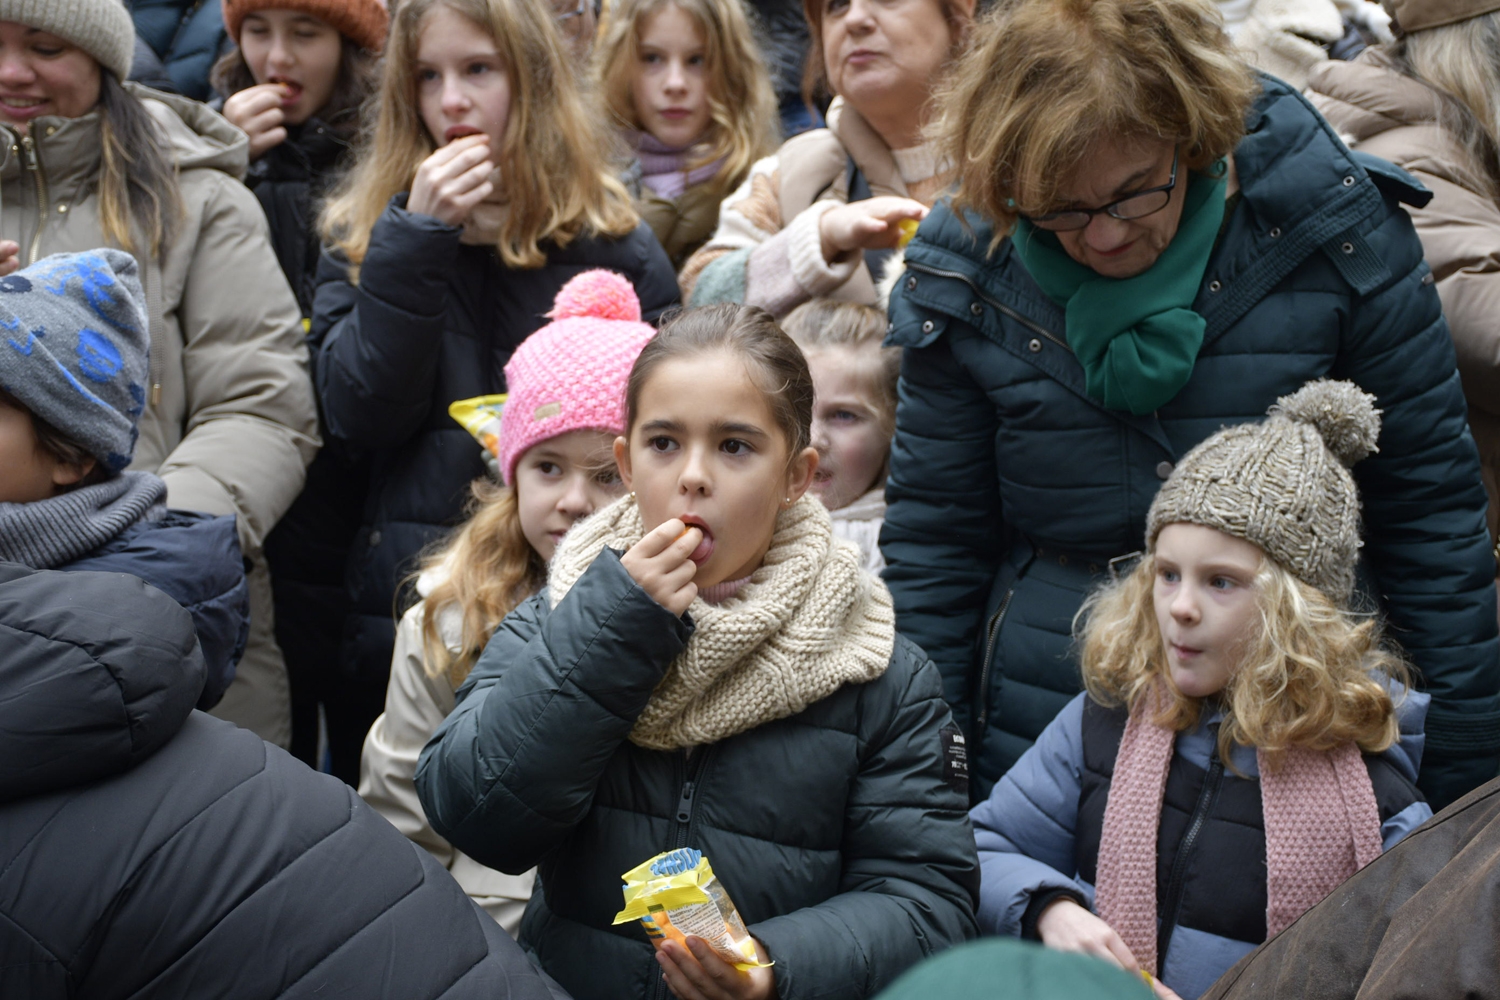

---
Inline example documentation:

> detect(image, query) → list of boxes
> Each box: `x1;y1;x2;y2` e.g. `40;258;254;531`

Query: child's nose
1171;587;1199;623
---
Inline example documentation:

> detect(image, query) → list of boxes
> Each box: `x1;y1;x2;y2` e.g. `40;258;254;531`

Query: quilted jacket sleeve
880;320;1006;732
749;638;980;999
415;550;691;873
311;196;464;451
1333;179;1500;808
970;695;1091;937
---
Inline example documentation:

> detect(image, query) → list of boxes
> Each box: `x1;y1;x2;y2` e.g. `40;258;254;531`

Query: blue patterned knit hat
0;250;149;472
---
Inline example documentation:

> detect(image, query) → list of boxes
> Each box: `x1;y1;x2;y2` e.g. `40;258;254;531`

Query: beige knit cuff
786;200;862;299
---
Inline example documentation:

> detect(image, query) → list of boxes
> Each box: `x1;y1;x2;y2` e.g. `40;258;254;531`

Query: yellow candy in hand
897;218;920;247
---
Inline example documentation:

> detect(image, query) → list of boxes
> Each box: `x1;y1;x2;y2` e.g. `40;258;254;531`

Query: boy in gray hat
0;249;248;707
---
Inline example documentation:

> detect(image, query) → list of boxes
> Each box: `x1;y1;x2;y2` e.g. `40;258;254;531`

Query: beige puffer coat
0;83;320;745
359;574;535;935
1309;53;1500;558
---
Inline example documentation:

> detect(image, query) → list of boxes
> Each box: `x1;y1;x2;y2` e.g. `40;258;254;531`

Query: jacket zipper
974;587;1016;733
903;260;1072;353
1155;742;1224;968
19;134;48;266
650;746;717;1000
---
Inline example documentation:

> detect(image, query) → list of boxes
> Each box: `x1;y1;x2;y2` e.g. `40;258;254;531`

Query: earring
783;497;792;503
627;491;636;502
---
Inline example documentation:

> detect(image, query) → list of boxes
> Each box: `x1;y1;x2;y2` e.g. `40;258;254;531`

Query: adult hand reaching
656;936;775;1000
818;196;928;264
407;134;496;227
222;83;290;161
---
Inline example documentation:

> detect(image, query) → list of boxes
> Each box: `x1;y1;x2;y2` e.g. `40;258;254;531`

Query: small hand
1037;898;1143;974
0;239;20;277
818;196;928;263
222;83;289;160
656;936;774;1000
621;519;701;616
407;134;496;227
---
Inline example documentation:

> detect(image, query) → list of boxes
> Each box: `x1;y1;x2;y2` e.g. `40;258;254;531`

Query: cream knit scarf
547;493;895;750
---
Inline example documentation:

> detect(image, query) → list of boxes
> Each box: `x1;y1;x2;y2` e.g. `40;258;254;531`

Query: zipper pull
676;781;696;823
19;134;35;171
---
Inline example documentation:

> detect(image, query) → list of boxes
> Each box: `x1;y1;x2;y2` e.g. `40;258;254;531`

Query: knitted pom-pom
1272;379;1382;467
548;269;642;322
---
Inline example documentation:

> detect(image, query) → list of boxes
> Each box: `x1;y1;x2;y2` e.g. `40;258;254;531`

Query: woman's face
0;21;102;135
239;9;344;126
631;3;711;149
416;5;512;152
1046;135;1188;280
820;0;953;137
1152;523;1262;700
512;429;625;562
616;350;818;588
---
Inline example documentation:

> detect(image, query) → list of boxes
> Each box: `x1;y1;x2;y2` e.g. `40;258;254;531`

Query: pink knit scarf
1093;680;1383;976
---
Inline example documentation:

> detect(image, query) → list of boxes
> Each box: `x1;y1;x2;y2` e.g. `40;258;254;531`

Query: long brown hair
97;74;183;260
594;0;779;196
1381;13;1500;200
419;478;547;685
321;0;639;273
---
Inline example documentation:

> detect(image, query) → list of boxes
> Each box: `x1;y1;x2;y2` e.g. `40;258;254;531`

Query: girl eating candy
416;304;978;1000
969;380;1432;1000
595;0;779;269
313;0;679;769
359;270;650;935
782;299;899;574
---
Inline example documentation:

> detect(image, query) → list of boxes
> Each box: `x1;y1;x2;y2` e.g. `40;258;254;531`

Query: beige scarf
547;494;895;750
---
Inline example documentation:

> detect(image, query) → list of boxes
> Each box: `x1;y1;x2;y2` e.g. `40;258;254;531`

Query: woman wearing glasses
881;0;1500;814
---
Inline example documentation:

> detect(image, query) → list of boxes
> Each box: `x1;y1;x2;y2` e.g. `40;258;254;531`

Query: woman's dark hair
625;304;815;458
98;72;183;259
211;36;381;137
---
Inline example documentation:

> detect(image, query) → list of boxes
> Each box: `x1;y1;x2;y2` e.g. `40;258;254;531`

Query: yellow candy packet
612;848;771;971
448;394;508;458
896;218;920;248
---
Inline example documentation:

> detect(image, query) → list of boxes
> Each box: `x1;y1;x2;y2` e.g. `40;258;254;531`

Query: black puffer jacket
310;197;679;706
0;561;568;1000
247;118;353;316
416;549;980;1000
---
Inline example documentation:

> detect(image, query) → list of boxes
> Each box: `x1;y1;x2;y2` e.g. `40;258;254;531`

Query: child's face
630;4;711;149
0;395;88;503
513;429;625;562
1152;523;1263;700
805;346;890;512
239;10;343;126
616;350;818;588
416;5;511;153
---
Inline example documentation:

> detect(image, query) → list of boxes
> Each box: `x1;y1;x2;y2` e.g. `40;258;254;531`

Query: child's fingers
635;519;690;559
676;939;738;999
1102;932;1140;974
656;945;708;1000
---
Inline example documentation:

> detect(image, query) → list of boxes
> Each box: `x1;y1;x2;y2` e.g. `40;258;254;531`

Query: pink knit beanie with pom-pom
497;270;656;485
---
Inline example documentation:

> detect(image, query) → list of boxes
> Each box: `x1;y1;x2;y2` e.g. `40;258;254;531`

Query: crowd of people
2;0;1499;996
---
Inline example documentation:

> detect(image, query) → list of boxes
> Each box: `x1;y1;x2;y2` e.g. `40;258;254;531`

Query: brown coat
1310;54;1500;553
0;83;320;745
1203;777;1500;1000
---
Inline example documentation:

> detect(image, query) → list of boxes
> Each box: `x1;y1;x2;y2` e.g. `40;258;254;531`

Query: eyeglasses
1022;151;1179;233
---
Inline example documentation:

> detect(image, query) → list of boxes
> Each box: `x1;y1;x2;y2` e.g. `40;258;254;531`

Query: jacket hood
1307;55;1447;146
0;561;204;803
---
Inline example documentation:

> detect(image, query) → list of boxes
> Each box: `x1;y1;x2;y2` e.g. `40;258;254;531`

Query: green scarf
1011;168;1227;415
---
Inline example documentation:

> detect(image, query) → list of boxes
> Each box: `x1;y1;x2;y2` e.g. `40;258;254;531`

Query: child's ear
51;456;95;490
783;445;819;506
613;435;633;490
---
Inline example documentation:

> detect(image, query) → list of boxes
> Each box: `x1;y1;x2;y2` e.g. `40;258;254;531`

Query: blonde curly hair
1078;550;1410;766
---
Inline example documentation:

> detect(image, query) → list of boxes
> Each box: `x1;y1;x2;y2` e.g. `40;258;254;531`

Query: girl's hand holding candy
621;518;702;616
407;134;496;227
656;935;775;1000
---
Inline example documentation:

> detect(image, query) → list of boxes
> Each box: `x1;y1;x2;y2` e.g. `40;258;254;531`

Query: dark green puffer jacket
416;550;980;1000
881;75;1500;810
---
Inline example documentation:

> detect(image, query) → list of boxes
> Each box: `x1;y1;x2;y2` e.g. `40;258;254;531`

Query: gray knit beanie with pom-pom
1146;379;1382;605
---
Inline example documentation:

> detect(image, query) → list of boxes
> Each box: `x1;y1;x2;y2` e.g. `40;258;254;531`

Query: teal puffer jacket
416;550;980;1000
881;75;1500;811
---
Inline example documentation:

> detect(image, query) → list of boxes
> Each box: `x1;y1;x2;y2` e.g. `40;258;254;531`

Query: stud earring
627;491;636;502
783;497;792;503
